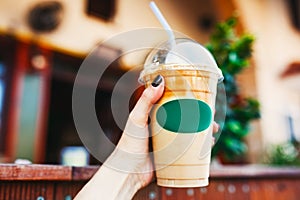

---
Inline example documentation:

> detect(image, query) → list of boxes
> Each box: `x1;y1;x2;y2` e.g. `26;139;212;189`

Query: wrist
97;165;141;199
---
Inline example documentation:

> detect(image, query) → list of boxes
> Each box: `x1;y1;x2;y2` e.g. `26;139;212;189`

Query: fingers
129;75;165;127
117;75;164;152
213;121;220;133
212;137;216;147
212;122;220;147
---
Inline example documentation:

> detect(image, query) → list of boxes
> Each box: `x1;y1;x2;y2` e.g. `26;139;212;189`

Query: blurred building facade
0;0;299;164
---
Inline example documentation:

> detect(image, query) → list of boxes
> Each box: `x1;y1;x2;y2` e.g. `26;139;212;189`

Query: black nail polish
151;75;162;87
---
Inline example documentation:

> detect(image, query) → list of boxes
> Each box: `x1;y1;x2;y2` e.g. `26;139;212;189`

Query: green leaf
226;120;248;137
234;34;255;59
224;137;248;155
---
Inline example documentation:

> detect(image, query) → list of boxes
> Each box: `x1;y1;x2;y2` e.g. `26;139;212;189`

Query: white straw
149;1;176;47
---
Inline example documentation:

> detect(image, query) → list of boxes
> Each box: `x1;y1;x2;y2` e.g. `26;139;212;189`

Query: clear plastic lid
139;38;223;83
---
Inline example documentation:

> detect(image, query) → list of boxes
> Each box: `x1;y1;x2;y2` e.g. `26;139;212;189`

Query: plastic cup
139;38;223;187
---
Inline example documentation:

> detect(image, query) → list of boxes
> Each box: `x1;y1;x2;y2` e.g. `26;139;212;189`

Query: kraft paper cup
141;64;219;187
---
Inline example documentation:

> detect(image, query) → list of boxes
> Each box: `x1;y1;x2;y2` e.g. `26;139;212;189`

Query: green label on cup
156;99;212;133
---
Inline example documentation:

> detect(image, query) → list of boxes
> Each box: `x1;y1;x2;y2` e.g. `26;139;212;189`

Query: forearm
74;163;140;200
74;78;163;199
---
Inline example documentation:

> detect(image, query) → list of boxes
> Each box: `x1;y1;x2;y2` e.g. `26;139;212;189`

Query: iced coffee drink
139;38;223;187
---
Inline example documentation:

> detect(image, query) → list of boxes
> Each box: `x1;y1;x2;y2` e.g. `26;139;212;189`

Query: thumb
129;75;164;127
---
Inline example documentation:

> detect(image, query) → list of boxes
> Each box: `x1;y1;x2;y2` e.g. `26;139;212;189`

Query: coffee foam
140;38;223;83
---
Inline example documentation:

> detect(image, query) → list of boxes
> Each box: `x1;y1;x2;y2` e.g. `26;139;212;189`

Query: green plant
206;17;260;163
265;142;300;166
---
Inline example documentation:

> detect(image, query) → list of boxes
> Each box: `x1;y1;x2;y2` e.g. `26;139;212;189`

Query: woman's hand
108;75;165;188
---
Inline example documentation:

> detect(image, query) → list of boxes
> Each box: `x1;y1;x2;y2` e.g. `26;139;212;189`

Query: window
86;0;115;21
0;61;6;155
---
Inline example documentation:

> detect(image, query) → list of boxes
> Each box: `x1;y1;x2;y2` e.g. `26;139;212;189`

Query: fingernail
151;75;163;87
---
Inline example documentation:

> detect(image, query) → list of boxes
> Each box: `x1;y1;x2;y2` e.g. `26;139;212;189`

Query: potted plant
206;17;260;163
265;141;300;166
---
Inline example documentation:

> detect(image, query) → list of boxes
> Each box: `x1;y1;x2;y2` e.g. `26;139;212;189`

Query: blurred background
0;0;299;166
